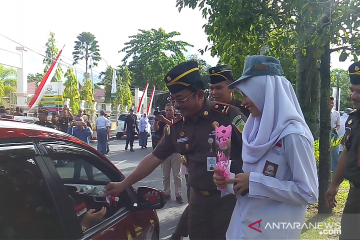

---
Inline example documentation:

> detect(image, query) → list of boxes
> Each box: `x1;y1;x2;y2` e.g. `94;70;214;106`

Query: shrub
314;136;343;167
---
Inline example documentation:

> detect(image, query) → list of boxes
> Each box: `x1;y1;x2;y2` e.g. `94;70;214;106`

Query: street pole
90;58;94;95
336;74;340;111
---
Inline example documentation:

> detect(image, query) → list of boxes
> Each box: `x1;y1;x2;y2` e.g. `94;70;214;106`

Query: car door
0;143;67;239
37;141;159;240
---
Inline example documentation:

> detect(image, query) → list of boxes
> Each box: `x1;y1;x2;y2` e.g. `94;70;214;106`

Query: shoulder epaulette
171;117;183;125
349;109;357;115
213;103;231;115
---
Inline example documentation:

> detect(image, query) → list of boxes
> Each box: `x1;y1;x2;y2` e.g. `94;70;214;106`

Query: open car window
0;145;64;239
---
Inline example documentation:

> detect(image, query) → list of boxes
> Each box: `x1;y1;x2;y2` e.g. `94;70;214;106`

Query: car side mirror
135;186;165;210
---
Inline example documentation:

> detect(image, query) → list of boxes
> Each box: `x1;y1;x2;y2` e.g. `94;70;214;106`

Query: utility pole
336;74;340;111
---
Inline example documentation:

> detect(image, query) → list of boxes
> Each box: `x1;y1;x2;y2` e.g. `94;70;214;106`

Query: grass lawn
300;180;349;239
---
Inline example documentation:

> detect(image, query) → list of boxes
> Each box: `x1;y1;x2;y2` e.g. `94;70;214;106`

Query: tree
331;69;351;111
0;64;16;104
186;54;211;83
79;78;94;110
177;0;360;214
114;66;133;112
119;28;193;90
63;68;80;113
27;73;44;83
43;32;63;82
72;32;101;74
98;66;114;103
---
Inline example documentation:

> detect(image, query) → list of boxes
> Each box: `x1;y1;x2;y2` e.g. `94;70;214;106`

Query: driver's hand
81;207;107;229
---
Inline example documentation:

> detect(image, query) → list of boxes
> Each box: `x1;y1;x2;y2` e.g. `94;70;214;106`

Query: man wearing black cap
326;61;360;239
35;109;56;128
209;65;250;117
105;61;247;240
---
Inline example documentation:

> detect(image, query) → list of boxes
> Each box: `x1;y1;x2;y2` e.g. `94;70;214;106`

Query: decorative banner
111;69;117;98
29;46;64;111
137;83;149;113
147;85;155;116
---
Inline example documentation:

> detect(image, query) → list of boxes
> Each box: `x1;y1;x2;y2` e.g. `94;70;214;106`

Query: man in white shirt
95;110;111;155
330;96;341;172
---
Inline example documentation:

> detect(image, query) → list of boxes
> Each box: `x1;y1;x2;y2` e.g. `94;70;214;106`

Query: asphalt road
88;139;189;240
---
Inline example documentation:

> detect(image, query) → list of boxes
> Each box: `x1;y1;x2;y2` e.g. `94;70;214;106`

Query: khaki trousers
161;153;182;197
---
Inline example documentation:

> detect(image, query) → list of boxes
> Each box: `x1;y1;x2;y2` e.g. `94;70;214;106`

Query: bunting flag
29;46;64;111
111;68;117;98
147;85;155;115
137;83;149;113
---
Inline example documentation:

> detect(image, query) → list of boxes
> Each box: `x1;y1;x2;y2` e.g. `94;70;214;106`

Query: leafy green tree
119;28;193;90
186;54;211;83
330;69;351;111
0;64;17;104
98;66;114;103
79;78;94;110
43;32;63;82
27;73;44;83
63;68;80;113
72;32;101;74
114;66;133;111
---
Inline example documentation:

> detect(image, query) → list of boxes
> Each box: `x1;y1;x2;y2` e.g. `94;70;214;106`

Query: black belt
350;182;360;189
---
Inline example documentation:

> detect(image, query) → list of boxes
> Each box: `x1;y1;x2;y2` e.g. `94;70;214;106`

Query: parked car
0;119;165;240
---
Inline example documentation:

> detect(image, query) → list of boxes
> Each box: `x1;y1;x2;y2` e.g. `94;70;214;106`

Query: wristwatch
81;225;87;232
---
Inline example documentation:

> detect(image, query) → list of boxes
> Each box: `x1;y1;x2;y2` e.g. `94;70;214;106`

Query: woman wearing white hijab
214;56;319;240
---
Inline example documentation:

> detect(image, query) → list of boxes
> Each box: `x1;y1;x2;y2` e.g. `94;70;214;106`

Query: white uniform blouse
225;134;318;240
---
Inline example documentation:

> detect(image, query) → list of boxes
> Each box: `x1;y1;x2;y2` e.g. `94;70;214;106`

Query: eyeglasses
167;92;195;104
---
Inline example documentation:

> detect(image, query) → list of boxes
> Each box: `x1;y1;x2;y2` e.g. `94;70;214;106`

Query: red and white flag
137;82;149;113
28;46;64;111
147;85;155;115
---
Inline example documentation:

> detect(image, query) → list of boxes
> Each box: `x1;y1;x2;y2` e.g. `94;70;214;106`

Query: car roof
0;119;85;146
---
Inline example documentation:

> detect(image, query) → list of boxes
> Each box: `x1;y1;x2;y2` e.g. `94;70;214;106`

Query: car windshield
118;114;127;121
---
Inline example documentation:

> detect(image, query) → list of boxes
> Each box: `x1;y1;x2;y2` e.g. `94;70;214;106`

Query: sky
0;0;353;85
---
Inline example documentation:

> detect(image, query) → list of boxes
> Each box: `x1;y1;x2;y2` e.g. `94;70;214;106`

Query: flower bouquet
215;125;232;191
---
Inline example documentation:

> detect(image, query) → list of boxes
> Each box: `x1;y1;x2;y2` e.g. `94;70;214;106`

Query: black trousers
125;132;135;148
340;187;360;239
174;174;190;237
73;160;94;181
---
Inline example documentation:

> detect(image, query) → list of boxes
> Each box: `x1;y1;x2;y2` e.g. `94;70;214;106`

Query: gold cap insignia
348;119;353;125
212;70;215;73
355;66;360;71
167;76;171;82
212;121;219;128
204;111;209;116
180;131;185;137
215;105;219;109
185;144;189;150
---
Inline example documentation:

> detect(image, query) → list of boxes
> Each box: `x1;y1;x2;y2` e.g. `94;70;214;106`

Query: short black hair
165;103;174;108
330;96;334;101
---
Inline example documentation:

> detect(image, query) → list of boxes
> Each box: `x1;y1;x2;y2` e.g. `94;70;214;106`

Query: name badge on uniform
177;137;188;143
262;160;279;178
207;157;216;171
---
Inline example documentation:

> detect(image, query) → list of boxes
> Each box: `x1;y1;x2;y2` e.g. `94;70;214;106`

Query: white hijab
233;75;314;164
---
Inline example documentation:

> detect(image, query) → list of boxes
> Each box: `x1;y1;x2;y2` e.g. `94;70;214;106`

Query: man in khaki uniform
105;61;247;240
209;65;250;117
326;61;360;239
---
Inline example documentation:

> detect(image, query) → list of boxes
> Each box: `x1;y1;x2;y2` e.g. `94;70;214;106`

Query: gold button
212;121;219;128
180;132;185;137
346;135;349;141
348;119;353;125
180;155;187;164
185;144;189;150
215;105;219;109
204;111;209;116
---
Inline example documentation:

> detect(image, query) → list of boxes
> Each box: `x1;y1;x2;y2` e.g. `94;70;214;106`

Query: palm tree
72;32;101;74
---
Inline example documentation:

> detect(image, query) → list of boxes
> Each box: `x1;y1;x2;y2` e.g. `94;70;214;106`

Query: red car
0;119;165;240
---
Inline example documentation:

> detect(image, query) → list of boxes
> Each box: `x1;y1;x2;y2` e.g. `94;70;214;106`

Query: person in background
330;96;341;172
0;107;13;119
96;110;110;155
35;109;56;128
13;107;23;116
214;55;318;239
209;65;250;117
33;111;38;118
58;107;74;133
51;112;59;130
68;116;94;181
124;109;139;152
82;114;93;130
139;113;149;149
